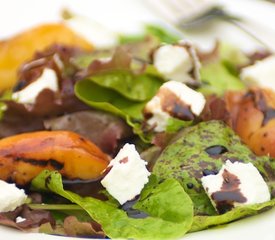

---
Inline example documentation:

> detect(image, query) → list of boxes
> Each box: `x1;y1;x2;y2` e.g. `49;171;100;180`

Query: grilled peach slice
249;119;275;156
0;23;93;91
0;131;109;185
226;88;275;157
226;91;264;144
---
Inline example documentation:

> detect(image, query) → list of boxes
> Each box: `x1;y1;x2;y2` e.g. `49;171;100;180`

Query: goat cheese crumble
12;68;59;104
153;42;200;84
101;144;151;205
144;81;206;132
241;55;275;91
201;160;270;213
0;180;27;212
15;216;26;223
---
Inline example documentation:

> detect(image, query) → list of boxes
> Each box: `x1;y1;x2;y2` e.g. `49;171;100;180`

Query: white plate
0;0;275;239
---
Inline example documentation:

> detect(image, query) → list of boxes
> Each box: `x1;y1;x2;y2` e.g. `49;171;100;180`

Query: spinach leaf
32;171;194;240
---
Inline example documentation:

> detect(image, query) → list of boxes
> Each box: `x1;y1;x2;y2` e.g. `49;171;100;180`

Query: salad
0;11;274;240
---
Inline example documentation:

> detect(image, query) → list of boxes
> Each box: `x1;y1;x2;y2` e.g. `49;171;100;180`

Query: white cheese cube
144;81;206;132
144;96;171;133
201;160;270;212
241;55;275;91
154;45;193;75
12;68;59;104
0;180;27;212
164;81;205;116
101;144;151;205
153;42;200;84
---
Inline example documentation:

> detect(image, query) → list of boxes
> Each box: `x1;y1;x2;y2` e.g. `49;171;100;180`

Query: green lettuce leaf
198;42;249;96
75;79;150;141
220;42;250;67
85;70;162;101
190;199;275;232
75;80;144;119
75;68;163;142
144;25;181;44
73;50;113;69
165;118;193;133
119;34;146;44
0;90;12;120
199;62;245;96
75;79;146;119
119;24;180;45
153;120;275;216
32;171;194;240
